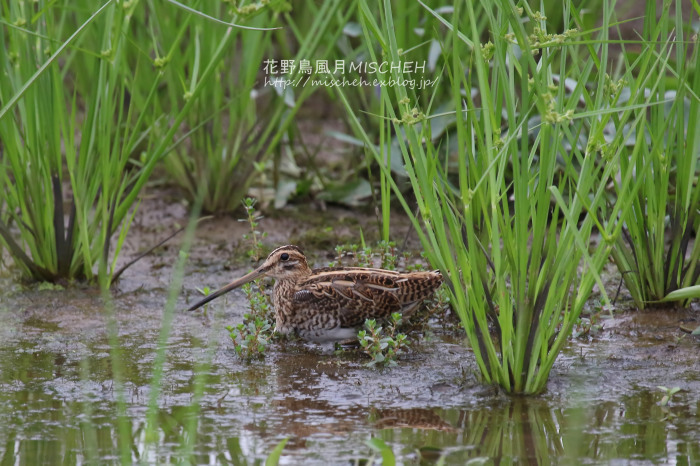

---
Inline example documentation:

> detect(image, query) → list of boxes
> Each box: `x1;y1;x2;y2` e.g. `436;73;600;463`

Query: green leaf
265;438;289;466
660;285;700;302
366;438;396;466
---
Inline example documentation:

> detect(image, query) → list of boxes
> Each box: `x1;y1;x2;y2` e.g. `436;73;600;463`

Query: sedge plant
0;0;146;282
604;0;700;309
0;0;277;283
332;0;651;394
163;0;354;214
159;0;276;214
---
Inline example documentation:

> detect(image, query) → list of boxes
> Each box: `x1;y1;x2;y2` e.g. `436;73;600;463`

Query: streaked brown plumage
372;408;458;432
187;245;443;343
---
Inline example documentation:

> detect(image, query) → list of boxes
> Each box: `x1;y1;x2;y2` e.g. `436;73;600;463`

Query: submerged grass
142;184;205;458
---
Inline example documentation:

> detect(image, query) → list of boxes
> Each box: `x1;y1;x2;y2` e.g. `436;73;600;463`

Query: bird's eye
280;253;289;261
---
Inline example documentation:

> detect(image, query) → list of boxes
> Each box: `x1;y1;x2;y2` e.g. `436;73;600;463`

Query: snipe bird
187;245;443;343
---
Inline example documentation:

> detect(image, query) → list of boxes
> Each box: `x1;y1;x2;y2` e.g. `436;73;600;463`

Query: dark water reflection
1;293;699;464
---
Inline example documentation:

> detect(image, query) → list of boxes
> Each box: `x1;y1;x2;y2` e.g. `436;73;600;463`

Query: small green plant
332;241;397;269
358;313;408;367
657;386;681;407
331;244;359;267
239;196;273;322
241;281;274;322
226;316;272;359
192;286;213;315
224;281;274;360
412;284;456;333
573;302;607;338
376;240;397;270
225;197;274;359
241;198;268;261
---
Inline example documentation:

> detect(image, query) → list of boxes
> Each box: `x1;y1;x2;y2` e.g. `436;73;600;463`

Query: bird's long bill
186;268;266;312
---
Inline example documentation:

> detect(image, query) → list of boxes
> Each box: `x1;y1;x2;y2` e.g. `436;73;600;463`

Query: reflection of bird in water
188;245;443;343
371;408;458;432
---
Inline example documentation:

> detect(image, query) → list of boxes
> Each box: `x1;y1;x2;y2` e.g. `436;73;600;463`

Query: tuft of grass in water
358;313;408;367
160;1;276;214
0;1;149;283
163;0;353;214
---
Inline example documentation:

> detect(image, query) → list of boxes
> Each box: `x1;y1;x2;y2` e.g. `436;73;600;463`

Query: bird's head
186;245;310;312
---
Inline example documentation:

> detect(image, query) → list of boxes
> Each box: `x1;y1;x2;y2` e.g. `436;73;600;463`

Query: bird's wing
293;268;404;328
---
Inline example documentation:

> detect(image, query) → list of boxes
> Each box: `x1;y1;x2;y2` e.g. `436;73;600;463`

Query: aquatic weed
573;302;605;339
241;280;274;322
376;240;397;270
358;313;408;367
227;316;272;359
